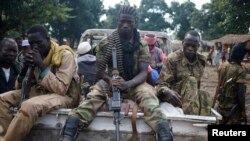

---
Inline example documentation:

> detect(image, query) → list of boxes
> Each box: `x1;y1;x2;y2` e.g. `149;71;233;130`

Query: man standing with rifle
213;40;250;124
60;5;173;141
0;25;81;141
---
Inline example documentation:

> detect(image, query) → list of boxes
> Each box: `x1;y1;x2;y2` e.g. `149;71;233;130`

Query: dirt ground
200;61;250;124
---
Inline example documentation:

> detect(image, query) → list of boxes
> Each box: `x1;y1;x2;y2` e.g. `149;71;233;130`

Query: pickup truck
25;101;222;141
24;29;222;141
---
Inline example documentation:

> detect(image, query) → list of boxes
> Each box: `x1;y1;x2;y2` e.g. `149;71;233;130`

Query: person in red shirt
144;33;165;85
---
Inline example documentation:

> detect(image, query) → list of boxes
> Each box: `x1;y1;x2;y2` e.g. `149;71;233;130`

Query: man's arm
95;38;110;81
156;57;182;107
156;57;175;93
40;51;76;95
126;62;148;88
112;42;150;91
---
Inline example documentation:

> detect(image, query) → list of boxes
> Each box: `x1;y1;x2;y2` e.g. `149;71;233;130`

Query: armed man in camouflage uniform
213;40;250;124
60;5;173;141
156;30;212;115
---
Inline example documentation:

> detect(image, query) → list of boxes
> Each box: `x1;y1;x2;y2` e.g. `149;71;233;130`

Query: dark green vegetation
1;0;249;45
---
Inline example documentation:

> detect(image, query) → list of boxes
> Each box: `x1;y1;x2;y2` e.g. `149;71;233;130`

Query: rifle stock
19;67;34;107
108;47;121;141
222;104;238;124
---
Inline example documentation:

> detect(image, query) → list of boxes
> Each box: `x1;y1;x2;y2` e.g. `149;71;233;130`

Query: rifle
222;104;247;125
108;47;121;141
222;104;238;124
212;67;227;108
19;67;34;108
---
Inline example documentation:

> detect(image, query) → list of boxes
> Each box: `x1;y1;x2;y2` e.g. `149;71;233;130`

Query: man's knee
19;100;40;117
157;121;173;141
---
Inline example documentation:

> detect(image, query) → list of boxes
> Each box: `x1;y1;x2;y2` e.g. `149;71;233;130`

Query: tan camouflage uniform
0;41;81;141
216;62;247;124
69;32;169;132
156;49;212;115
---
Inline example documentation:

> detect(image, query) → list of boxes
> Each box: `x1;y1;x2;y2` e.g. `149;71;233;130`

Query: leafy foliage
102;0;172;32
1;0;249;43
102;4;122;29
49;0;103;46
138;0;171;31
190;0;250;40
0;0;72;39
170;1;197;40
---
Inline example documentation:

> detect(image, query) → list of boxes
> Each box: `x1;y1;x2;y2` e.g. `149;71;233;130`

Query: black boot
157;122;174;141
60;116;81;141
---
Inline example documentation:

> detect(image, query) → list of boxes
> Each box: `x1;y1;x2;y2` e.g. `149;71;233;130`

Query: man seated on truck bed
156;30;212;116
0;25;81;141
60;5;173;141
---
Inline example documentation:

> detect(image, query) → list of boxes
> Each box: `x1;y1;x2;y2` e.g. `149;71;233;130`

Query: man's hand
112;76;130;91
161;89;182;108
156;63;163;68
23;47;46;71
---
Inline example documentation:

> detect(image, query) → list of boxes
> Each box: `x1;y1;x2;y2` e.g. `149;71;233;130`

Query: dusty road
200;62;250;124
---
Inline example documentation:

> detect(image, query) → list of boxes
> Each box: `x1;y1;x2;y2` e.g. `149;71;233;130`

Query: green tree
0;0;71;39
170;1;197;40
224;0;250;34
138;0;171;31
102;0;172;31
190;0;250;40
49;0;103;46
101;4;122;29
190;3;225;40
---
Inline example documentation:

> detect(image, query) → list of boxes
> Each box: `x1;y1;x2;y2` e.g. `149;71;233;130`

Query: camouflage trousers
217;106;242;124
69;80;169;131
0;89;74;141
180;76;212;115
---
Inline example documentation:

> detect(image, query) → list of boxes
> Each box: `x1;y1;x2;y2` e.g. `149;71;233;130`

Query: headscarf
43;40;76;66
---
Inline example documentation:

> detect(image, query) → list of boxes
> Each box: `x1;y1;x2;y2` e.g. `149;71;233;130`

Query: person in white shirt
0;38;19;94
76;42;96;96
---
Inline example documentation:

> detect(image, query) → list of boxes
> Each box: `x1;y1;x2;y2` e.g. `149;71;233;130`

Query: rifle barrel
111;46;121;141
115;111;120;141
112;47;117;69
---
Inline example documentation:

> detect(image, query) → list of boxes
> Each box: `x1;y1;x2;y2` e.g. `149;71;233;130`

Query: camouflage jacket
95;30;150;80
217;62;247;109
156;49;206;95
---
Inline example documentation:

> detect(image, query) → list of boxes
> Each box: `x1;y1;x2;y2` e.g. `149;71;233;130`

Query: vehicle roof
81;28;169;39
